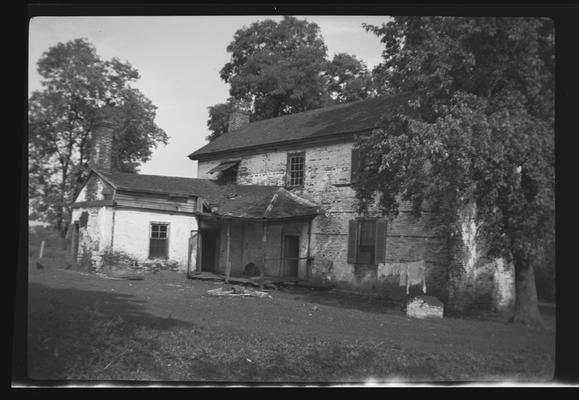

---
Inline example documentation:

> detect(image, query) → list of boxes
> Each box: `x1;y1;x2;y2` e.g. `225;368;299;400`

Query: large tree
28;38;168;237
219;16;331;121
356;17;554;326
324;53;374;104
207;17;376;141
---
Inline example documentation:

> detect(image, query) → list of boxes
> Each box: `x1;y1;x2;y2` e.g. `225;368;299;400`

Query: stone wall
197;140;517;311
198;141;450;299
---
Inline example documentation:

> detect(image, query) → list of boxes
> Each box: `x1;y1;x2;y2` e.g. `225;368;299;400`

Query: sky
28;16;390;178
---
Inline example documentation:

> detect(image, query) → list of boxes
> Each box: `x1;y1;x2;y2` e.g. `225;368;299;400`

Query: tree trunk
447;232;476;313
511;256;544;328
57;161;69;239
447;202;479;314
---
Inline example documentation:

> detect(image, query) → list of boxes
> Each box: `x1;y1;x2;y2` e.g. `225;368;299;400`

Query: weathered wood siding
115;191;198;214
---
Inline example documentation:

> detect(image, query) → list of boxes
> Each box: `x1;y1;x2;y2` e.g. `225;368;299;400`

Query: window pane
288;154;305;186
151;224;168;239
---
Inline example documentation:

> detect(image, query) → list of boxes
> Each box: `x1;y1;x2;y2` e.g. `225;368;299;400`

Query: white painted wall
74;174;107;202
112;209;198;269
71;206;114;260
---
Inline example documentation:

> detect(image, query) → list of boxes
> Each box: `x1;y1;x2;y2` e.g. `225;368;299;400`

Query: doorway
200;229;219;273
283;235;300;278
72;222;80;261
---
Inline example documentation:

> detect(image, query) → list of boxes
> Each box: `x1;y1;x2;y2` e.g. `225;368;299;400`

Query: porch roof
201;187;320;221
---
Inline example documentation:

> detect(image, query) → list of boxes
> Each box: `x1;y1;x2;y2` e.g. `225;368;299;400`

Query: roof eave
188;128;376;161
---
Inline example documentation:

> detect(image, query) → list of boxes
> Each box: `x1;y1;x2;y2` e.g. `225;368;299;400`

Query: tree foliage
205;100;235;141
357;17;554;325
28;38;168;235
325;53;374;104
207;17;375;140
219;16;331;121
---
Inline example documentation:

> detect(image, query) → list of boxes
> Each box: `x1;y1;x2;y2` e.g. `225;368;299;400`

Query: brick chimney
228;100;250;132
89;106;116;173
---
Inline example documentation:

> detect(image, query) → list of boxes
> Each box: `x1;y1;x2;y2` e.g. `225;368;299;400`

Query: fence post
39;240;45;259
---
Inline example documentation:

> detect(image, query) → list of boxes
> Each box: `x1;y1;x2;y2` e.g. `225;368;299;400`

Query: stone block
406;295;444;319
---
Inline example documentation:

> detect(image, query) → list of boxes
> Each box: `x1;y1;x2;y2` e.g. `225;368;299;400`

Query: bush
101;250;139;272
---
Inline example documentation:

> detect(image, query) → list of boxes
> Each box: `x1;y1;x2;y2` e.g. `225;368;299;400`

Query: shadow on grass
281;286;405;316
27;281;197;382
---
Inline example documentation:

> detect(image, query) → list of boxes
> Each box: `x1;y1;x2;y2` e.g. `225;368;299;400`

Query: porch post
307;218;312;280
260;223;267;290
225;221;231;283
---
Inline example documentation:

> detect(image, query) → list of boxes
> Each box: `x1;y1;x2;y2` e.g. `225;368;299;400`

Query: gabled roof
188;94;410;160
96;169;221;197
92;169;319;220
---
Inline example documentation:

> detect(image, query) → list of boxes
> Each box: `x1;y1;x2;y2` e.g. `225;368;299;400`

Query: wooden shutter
374;219;387;263
285;153;291;187
79;211;89;228
347;219;358;264
351;148;361;184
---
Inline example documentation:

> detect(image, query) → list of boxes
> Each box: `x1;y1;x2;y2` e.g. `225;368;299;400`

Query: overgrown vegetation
356;17;554;326
28;226;69;269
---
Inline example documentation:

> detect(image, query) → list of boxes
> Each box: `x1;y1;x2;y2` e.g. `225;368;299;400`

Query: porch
187;271;305;289
185;186;320;286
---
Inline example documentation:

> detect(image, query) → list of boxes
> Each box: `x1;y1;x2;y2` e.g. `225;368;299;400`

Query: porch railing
263;256;313;278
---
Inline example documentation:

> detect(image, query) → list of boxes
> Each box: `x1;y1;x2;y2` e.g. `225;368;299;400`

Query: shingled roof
94;170;319;220
188;94;409;159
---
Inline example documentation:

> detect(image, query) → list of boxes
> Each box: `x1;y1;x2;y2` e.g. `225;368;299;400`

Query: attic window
208;160;240;183
287;152;305;187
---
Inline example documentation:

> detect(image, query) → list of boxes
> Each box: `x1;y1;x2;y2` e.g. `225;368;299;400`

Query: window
149;223;169;258
287;152;305;187
208;160;240;184
219;163;239;183
347;219;387;265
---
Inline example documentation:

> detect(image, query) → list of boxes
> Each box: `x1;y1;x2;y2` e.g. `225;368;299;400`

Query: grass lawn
25;260;556;384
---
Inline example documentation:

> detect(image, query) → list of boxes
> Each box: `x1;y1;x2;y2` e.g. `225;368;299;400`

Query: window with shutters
149;223;169;258
287;152;305;187
347;218;387;265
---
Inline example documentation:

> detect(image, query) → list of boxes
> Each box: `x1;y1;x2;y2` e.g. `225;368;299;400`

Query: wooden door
283;235;300;278
201;229;219;273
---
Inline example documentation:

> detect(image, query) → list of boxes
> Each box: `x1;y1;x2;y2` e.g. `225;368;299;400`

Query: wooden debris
207;286;272;298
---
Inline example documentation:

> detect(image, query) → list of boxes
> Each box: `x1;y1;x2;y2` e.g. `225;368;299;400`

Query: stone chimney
228;100;250;132
89;106;116;173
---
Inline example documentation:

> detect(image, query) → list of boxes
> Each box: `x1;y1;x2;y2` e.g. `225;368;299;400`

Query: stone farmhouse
70;96;514;310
